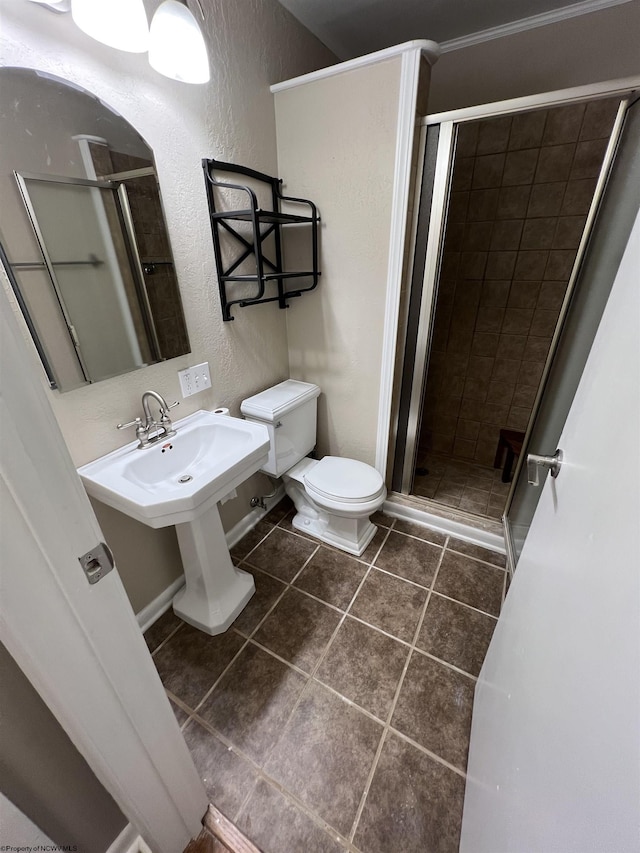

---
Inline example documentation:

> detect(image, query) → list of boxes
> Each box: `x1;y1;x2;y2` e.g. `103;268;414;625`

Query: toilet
241;380;386;556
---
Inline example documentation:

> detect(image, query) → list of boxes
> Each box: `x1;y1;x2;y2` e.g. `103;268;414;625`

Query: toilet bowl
241;380;386;556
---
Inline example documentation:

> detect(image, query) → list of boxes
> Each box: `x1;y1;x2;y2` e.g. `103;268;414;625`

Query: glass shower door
504;96;640;567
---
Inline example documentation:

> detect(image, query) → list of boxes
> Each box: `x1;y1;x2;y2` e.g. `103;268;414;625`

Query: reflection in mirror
0;67;190;391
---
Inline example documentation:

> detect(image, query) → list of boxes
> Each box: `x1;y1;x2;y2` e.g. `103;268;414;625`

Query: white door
0;274;207;852
460;211;640;851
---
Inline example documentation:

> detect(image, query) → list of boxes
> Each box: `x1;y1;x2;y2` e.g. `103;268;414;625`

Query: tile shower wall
109;151;189;360
420;98;619;466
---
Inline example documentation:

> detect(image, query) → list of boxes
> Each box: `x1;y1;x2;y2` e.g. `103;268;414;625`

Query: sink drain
178;474;193;484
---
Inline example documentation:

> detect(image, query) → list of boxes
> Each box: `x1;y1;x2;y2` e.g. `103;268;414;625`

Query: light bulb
149;0;210;85
71;0;149;53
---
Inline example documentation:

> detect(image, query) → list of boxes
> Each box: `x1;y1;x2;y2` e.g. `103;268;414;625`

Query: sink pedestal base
172;505;255;635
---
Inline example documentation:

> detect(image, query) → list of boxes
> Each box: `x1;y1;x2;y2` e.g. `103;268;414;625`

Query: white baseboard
136;575;186;634
136;487;286;632
106;823;153;853
383;497;506;554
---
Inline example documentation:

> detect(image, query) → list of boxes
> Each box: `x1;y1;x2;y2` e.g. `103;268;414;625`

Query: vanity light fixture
70;0;150;53
27;0;71;12
27;0;210;84
148;0;210;84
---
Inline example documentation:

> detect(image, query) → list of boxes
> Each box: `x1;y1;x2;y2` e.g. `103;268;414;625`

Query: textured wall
429;3;640;113
0;0;336;611
275;58;403;465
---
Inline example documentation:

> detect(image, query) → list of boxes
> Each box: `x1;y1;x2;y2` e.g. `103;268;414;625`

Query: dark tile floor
413;451;511;520
146;499;507;853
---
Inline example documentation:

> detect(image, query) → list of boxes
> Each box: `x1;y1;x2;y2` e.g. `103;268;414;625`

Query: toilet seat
304;456;385;506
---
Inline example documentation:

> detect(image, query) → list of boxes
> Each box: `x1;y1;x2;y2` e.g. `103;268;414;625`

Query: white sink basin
79;410;270;528
79;409;271;636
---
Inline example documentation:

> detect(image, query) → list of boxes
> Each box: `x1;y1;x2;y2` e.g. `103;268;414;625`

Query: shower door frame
390;76;640;557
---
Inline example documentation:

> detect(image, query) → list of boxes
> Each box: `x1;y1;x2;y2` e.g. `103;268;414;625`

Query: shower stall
391;78;640;572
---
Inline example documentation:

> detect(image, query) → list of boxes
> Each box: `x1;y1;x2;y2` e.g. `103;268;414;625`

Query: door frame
0;274;207;852
385;75;640;516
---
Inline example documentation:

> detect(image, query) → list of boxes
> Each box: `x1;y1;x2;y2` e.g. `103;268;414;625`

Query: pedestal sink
78;410;270;635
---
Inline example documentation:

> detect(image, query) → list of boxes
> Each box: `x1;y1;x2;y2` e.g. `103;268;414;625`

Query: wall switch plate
178;362;211;398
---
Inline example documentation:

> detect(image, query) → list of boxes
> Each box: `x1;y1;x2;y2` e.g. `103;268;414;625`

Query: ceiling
276;0;618;59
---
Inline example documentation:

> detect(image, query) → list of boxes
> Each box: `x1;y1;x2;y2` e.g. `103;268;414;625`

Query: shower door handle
527;450;563;486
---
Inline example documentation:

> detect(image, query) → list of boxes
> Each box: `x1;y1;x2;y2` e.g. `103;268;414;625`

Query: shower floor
145;498;507;852
413;451;511;520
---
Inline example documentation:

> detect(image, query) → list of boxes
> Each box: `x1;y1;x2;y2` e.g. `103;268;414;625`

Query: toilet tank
240;380;321;477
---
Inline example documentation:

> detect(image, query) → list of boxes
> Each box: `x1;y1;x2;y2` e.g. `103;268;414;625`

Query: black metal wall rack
202;158;320;321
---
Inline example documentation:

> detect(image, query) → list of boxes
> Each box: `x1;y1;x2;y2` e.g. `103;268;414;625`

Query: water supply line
250;477;280;510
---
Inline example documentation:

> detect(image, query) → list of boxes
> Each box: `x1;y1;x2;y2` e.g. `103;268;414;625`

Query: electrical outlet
178;362;211;398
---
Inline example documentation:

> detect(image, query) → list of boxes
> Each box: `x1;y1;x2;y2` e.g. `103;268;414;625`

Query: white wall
461;208;640;853
275;57;404;465
0;641;127;852
0;0;336;611
429;2;640;112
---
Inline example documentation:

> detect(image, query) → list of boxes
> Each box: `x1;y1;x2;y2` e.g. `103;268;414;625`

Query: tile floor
145;499;508;853
413;451;511;520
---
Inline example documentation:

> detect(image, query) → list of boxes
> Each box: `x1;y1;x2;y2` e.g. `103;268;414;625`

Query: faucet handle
117;417;143;430
165;400;179;411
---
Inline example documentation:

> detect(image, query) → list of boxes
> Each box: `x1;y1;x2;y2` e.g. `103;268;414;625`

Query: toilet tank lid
241;379;320;421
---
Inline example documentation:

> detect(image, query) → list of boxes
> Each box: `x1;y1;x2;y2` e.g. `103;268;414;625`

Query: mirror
0;67;190;391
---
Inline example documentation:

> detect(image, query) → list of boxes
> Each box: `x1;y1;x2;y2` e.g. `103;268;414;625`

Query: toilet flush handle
527;449;563;486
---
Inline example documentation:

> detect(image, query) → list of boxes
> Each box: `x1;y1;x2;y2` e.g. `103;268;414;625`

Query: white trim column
374;45;433;475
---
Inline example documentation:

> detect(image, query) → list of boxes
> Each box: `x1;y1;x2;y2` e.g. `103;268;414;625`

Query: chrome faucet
117;390;179;448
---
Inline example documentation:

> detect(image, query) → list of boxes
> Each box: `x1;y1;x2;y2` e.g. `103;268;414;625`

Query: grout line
287;544;321;585
185;708;353;847
166;517;495;848
432;589;498;622
245;591;485;688
341;614;414;649
430;589;500;619
242;542;320;588
308;676;389;727
190;634;252;717
249;777;355;851
258;568;371;765
254;525;395;778
188;549;326;713
246;638;312;679
149;621;183;658
378;525;447;550
186;699;358;852
444;545;507;571
348;728;390;845
348;538;449;842
411;647;479;682
164;689;194;729
388;727;467;779
239;559;293;584
234;583;290;640
287;584;350;615
365;563;435;592
232;520;277;561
